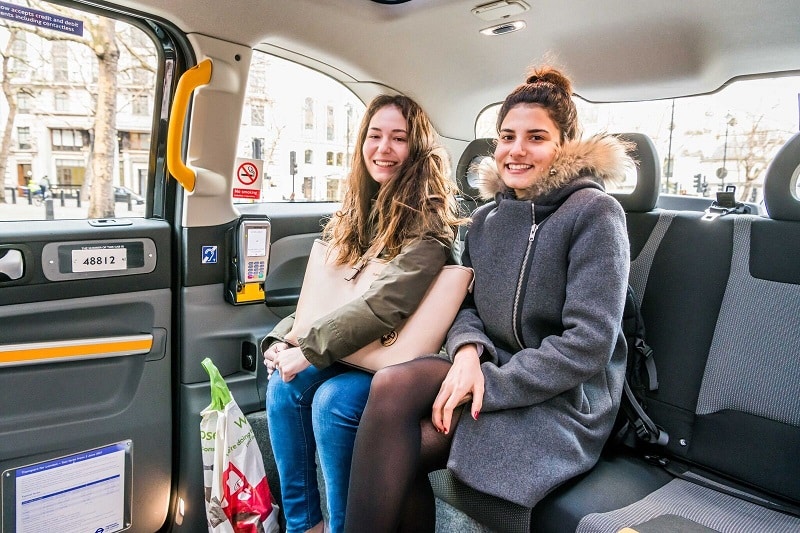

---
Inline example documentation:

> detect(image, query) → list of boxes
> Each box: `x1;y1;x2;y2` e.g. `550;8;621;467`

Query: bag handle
201;357;233;411
344;257;369;281
339;241;384;281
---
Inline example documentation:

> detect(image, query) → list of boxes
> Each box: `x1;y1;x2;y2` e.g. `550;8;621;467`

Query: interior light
479;20;526;36
472;1;530;22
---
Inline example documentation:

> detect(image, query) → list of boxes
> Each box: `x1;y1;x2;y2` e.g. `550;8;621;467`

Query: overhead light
472;0;530;21
479;20;526;36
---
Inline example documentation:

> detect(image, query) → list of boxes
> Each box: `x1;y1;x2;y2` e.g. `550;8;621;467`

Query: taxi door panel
0;219;173;532
171;202;334;532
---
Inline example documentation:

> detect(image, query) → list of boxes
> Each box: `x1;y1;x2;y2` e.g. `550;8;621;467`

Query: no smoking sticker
233;158;263;200
237;162;258;185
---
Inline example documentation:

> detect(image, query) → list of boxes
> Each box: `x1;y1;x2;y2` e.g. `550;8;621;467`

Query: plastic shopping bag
201;357;280;533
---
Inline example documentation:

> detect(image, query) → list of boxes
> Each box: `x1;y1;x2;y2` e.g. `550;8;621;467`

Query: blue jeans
266;364;372;533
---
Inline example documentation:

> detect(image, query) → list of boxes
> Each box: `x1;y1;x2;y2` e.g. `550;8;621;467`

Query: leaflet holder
225;215;271;305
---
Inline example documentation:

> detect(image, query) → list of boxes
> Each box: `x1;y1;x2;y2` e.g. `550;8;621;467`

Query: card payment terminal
226;215;271;305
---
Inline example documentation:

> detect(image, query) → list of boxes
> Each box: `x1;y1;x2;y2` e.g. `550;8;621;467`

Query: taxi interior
1;0;800;532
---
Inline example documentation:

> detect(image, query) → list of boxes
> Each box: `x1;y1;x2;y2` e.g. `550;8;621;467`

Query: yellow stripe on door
0;335;153;367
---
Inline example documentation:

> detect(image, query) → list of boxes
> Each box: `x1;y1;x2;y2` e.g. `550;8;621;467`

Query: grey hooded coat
445;135;632;507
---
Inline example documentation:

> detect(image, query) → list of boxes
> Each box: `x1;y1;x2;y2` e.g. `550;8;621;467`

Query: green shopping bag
200;358;279;533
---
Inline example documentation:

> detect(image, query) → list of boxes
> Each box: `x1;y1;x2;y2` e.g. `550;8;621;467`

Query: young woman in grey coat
344;65;633;533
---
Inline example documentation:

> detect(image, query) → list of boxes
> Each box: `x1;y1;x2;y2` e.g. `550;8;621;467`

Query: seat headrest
763;132;800;221
457;134;660;212
611;133;660;213
455;138;495;198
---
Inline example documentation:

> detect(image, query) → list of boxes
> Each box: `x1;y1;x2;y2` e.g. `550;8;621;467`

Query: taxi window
476;75;800;203
235;52;366;203
0;1;158;221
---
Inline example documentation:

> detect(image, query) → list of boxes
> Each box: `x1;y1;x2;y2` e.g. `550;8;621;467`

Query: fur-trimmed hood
477;134;634;202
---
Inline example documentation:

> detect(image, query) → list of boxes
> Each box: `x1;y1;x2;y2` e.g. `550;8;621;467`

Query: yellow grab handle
167;58;213;192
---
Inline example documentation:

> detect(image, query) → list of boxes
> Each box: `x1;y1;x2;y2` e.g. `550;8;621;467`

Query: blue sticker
0;1;84;36
201;246;218;264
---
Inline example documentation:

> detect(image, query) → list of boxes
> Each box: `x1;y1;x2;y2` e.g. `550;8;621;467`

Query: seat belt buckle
633;419;651;441
702;186;751;221
702;205;727;221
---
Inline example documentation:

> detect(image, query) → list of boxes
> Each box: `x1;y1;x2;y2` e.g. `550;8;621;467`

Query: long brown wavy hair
323;94;462;265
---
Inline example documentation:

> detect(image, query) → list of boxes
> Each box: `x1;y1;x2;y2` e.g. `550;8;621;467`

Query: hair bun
524;66;573;96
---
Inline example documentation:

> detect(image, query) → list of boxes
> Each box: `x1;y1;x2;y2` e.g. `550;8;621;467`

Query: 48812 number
83;256;116;266
72;247;127;272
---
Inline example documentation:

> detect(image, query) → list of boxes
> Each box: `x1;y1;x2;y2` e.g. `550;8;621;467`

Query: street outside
0;196;145;221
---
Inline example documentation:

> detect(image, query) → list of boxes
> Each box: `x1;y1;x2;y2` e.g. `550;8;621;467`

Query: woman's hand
274;346;311;382
263;341;288;377
432;344;484;434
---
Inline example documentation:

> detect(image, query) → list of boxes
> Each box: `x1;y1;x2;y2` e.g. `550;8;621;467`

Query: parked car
114;186;145;205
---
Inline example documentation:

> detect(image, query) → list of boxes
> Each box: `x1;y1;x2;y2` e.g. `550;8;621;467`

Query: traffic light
693;174;703;192
289;151;298;175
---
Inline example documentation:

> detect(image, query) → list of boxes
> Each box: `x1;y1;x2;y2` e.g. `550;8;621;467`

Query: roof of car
103;0;800;140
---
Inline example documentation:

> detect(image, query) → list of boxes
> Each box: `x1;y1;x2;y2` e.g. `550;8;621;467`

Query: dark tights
344;356;459;533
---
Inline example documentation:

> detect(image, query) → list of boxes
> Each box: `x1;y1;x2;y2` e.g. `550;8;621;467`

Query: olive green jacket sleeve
290;237;449;368
261;313;295;352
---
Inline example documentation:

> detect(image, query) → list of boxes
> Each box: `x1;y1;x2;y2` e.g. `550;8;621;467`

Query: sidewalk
0;198;144;221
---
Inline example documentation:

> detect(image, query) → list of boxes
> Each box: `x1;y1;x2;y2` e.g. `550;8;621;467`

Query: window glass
53;91;68;112
17;127;31;150
475;76;800;204
0;1;158;221
326;105;335;141
251;104;264;126
236;52;366;202
131;94;149;116
16;91;30;112
304;97;315;131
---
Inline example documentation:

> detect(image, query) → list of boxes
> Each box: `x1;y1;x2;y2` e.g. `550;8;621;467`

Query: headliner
96;0;800;140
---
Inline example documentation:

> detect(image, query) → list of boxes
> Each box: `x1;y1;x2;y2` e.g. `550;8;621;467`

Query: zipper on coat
512;203;538;350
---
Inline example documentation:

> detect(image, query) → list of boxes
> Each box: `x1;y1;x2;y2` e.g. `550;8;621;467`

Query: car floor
436;498;494;532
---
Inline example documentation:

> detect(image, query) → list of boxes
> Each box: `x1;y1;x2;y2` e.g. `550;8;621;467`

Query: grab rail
166;58;213;192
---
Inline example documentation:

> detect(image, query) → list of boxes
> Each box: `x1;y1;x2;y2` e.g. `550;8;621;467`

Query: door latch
0;248;24;281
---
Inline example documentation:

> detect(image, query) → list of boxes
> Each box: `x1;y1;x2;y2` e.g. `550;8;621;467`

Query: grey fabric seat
434;132;800;532
565;133;800;532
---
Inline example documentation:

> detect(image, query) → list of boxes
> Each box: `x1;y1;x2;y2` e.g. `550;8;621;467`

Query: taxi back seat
567;132;800;533
250;133;800;532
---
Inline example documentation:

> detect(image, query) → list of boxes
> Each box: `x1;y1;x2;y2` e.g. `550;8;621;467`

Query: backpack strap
620;285;669;446
622;378;668;446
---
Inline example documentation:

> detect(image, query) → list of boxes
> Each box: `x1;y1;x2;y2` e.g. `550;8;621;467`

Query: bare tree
263;108;285;175
1;1;150;217
0;26;20;204
86;17;118;218
730;115;791;203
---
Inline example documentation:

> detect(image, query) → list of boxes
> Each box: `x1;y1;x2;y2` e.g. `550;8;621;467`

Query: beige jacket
265;236;451;368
